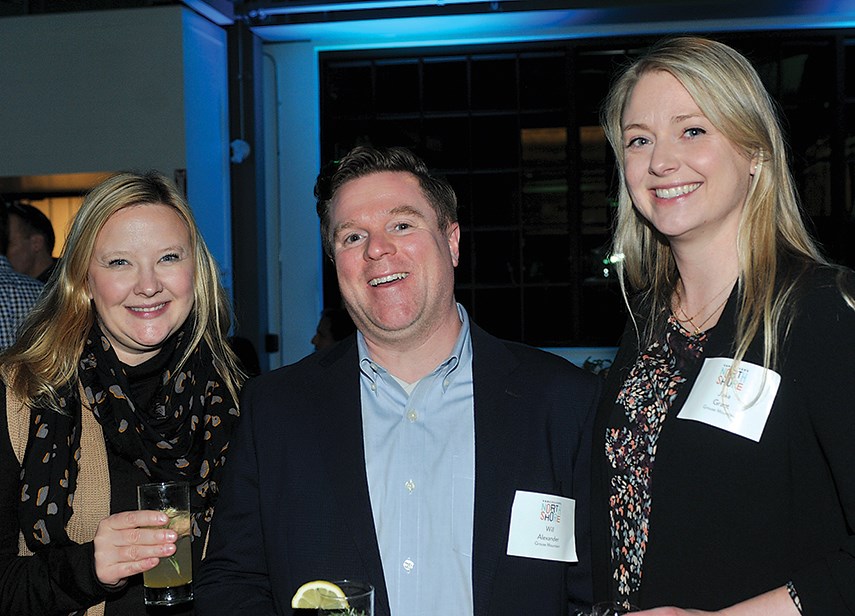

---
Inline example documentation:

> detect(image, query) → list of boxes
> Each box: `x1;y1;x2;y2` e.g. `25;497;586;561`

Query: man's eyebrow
333;220;355;236
388;205;426;219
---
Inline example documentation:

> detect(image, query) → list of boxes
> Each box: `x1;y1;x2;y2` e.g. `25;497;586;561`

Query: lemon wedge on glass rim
291;580;350;609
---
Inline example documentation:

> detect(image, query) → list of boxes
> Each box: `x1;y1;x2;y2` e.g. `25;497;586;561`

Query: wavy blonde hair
1;171;244;411
601;36;827;369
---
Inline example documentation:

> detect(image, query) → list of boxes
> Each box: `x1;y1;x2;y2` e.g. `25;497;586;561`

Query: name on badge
677;357;780;442
506;490;577;562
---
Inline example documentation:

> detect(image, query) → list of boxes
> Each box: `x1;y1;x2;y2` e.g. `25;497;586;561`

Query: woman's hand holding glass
92;510;177;588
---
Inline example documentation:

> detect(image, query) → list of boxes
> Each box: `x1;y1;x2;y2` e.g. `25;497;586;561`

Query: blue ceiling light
249;0;511;16
249;6;608;47
245;0;855;48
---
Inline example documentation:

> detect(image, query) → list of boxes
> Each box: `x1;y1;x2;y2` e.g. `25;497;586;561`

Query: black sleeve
0;381;110;615
194;377;279;615
784;282;855;615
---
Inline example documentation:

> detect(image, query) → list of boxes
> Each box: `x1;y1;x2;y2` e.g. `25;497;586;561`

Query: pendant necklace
673;279;735;335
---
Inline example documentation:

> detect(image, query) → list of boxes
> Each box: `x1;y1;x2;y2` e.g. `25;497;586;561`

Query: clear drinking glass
136;481;193;606
319;580;374;616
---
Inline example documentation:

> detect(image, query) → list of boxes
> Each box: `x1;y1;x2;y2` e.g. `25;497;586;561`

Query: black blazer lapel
469;325;524;616
315;339;392;616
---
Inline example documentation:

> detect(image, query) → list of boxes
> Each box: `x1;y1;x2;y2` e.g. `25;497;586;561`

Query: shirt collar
358;303;471;392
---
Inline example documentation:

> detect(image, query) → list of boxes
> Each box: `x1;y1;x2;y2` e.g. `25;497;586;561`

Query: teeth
655;183;701;199
129;304;165;313
369;273;408;287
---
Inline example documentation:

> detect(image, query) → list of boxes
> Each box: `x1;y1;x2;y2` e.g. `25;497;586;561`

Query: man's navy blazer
196;323;600;616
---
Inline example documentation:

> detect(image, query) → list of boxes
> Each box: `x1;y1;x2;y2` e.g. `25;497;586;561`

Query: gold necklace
678;294;730;334
673;279;735;335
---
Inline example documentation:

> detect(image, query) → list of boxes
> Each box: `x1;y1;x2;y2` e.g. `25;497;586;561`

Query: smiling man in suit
196;146;600;616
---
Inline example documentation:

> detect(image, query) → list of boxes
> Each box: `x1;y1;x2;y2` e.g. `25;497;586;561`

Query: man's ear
447;222;461;267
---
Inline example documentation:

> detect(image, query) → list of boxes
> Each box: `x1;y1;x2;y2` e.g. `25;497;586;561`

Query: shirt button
403;559;415;573
370;383;377;392
405;479;415;493
407;410;418;422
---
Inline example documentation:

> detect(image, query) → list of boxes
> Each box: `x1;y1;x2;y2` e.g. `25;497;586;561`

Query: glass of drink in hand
319;580;374;616
136;481;193;606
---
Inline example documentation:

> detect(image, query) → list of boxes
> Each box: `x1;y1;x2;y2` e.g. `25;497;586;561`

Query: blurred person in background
311;306;356;351
6;201;59;283
0;202;43;351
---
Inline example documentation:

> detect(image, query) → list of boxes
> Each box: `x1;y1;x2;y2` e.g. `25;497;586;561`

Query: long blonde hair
601;36;826;368
1;171;244;410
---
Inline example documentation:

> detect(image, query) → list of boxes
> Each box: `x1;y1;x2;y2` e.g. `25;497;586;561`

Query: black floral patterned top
604;314;705;606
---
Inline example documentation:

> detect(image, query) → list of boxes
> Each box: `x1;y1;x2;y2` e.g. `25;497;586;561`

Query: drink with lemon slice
291;579;374;616
137;481;194;606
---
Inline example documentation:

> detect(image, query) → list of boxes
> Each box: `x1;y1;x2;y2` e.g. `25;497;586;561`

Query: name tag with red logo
678;357;780;442
506;490;577;562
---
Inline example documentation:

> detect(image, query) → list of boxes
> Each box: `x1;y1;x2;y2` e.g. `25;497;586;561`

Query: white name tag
506;490;577;562
677;357;781;442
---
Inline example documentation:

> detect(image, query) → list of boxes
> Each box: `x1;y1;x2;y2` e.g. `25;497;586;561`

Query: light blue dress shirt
359;304;475;616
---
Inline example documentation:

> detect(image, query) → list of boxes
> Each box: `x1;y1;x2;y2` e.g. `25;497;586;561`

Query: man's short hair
7;201;56;253
314;146;458;259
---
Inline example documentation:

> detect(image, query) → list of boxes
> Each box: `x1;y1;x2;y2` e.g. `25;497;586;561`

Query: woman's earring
751;160;761;176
